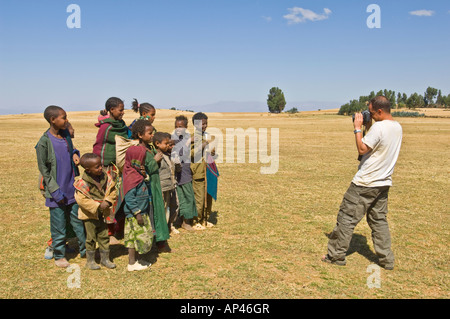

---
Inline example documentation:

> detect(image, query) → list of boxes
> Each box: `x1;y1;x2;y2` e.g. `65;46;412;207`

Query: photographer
322;96;402;270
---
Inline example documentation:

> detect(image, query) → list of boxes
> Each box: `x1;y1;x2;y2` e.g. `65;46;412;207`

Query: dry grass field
0;108;449;299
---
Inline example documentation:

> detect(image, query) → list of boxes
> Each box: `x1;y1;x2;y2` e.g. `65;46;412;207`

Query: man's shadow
324;232;379;263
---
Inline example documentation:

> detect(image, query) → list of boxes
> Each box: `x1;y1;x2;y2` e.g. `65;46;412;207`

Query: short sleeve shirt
352;120;403;187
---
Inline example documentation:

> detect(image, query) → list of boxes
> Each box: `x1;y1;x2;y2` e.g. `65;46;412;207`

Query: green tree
406;93;425;109
267;87;286;113
436;90;444;107
425;87;438;106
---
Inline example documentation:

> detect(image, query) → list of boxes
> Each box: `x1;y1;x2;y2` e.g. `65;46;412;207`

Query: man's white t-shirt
352;120;403;187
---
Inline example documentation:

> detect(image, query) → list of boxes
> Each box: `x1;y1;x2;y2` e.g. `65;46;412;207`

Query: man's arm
353;113;372;155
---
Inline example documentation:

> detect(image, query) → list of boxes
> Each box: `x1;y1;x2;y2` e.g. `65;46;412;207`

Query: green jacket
35;129;79;198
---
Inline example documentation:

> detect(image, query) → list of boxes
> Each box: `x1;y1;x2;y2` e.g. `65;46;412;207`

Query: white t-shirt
352;120;403;187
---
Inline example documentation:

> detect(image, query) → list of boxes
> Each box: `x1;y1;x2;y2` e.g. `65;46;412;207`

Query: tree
425;87;438;106
406;93;425;109
267;87;286;113
436;90;444;107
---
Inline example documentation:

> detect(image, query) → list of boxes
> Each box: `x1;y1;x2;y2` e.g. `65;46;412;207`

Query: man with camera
322;96;403;270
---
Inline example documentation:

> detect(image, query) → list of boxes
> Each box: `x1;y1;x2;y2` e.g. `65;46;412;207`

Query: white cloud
262;16;272;22
283;7;332;24
409;10;435;17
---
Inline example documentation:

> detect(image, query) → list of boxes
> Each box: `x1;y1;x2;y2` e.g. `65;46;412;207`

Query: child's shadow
208;211;219;225
140;244;159;265
324;232;378;263
110;244;129;261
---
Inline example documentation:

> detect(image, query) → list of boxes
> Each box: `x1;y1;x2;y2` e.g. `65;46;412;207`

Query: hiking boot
380;264;394;270
85;250;100;270
99;250;116;269
55;258;70;268
321;255;347;266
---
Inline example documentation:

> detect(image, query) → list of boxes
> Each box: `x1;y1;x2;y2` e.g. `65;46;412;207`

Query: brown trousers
192;178;213;225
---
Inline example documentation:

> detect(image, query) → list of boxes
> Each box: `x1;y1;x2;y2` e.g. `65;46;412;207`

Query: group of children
36;97;217;271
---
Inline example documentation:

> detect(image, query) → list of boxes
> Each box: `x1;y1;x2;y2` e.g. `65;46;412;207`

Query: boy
157;132;180;234
190;112;216;229
74;153;117;270
172;115;198;231
35;105;86;268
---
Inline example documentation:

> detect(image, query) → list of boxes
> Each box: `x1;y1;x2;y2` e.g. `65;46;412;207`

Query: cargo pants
326;183;394;268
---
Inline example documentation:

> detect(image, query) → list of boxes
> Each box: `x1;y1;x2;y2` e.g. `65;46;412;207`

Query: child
150;132;173;252
115;120;156;270
157;132;180;235
44;120;76;260
190;112;216;229
93;97;130;173
172;115;198;231
74;153;117;270
92;97;130;244
35;105;86;268
129;98;157;132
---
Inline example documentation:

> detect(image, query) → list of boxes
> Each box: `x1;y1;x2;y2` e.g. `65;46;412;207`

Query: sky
0;0;449;114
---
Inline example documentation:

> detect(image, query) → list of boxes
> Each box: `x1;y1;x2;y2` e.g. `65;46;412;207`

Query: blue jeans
50;203;86;260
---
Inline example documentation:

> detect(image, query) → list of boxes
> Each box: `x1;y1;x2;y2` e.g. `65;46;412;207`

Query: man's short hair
80;153;100;169
370;96;391;113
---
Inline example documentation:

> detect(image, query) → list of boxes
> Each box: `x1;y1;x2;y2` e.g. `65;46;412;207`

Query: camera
352;110;371;125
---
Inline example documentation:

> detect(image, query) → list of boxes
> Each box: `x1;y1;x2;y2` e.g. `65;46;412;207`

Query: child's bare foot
55;258;70;268
193;223;206;231
170;225;180;234
109;236;120;245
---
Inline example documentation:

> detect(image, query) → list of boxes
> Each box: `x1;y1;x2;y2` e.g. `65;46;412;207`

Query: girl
93;97;130;244
118;120;156;271
93;97;130;170
129;98;156;132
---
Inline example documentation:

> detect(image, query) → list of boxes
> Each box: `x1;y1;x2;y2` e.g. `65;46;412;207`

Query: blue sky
0;0;449;114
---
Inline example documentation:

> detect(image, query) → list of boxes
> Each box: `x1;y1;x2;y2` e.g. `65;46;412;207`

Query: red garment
122;145;147;197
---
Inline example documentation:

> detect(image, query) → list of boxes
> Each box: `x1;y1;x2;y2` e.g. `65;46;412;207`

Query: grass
0;109;449;299
391;111;425;117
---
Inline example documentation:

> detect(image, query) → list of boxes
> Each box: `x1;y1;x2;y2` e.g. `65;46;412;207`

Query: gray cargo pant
326;183;394;267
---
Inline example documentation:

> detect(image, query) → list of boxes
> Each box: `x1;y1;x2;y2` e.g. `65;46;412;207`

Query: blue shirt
45;132;76;208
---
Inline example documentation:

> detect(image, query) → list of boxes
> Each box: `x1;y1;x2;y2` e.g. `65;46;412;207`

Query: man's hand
353;113;363;131
136;213;144;226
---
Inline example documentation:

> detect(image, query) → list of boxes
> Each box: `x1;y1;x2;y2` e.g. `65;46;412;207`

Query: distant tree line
338;87;450;115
